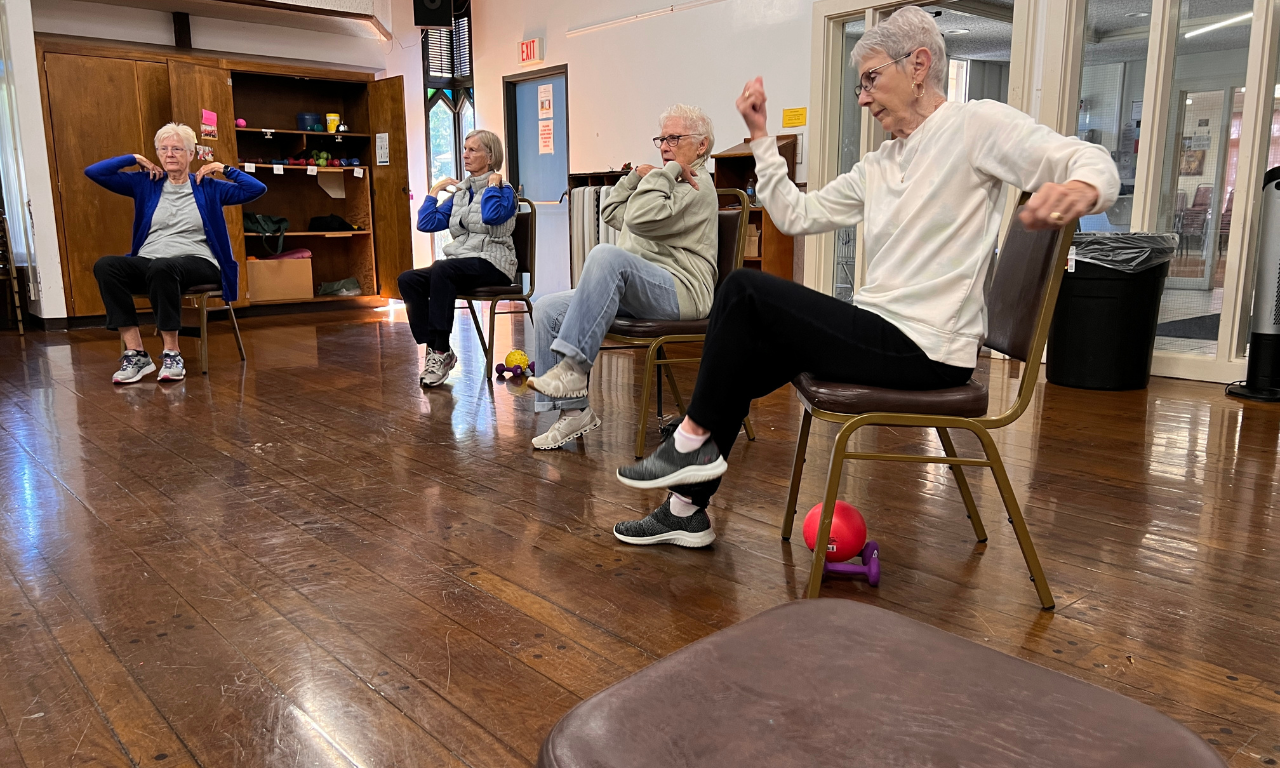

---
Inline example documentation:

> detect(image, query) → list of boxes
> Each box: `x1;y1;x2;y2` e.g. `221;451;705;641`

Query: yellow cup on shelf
325;113;340;133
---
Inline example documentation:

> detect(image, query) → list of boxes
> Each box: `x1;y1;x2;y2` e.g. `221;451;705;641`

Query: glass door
833;17;865;303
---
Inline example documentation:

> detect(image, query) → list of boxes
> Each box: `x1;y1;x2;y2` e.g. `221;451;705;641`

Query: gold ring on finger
1050;211;1064;222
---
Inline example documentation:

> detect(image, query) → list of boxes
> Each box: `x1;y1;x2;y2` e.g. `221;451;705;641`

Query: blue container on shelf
296;112;322;131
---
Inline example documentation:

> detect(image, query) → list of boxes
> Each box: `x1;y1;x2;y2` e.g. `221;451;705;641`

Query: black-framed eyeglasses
853;53;912;97
653;134;694;148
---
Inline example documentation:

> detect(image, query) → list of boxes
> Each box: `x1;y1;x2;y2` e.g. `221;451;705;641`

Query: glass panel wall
1075;0;1152;234
1153;0;1255;357
935;6;1014;105
834;18;865;303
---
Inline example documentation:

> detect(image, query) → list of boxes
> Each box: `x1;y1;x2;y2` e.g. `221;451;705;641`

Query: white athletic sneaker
157;351;186;382
420;349;457;387
112;351;156;384
527;360;588;399
532;407;601;450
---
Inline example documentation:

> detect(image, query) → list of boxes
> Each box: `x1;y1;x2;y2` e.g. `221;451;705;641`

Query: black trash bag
1072;232;1178;273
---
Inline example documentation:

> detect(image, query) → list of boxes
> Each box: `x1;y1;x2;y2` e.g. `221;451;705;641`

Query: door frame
502;64;568;197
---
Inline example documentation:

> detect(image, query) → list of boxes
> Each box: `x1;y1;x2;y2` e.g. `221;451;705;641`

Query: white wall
8;0;429;318
472;0;815;183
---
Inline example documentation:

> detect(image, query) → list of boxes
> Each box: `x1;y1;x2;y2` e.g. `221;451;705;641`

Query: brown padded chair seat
538;599;1225;768
608;316;709;338
463;284;524;298
184;284;221;293
793;371;989;418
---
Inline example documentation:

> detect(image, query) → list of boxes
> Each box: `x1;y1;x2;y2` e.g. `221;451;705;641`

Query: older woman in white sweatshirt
610;5;1120;548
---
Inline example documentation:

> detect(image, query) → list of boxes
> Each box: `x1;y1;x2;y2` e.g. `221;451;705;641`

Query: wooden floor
1;306;1278;767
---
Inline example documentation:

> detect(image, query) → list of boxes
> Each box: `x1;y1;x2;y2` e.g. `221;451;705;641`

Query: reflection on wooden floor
1;305;1278;767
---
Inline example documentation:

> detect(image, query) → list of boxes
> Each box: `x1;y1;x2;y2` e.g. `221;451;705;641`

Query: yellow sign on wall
782;107;808;127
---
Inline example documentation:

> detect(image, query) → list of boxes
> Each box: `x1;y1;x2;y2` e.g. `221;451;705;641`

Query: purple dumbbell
822;540;880;586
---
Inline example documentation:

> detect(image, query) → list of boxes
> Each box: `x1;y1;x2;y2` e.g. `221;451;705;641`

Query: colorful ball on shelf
235;118;247;128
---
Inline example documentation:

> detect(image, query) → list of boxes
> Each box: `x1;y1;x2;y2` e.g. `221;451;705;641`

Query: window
422;7;475;189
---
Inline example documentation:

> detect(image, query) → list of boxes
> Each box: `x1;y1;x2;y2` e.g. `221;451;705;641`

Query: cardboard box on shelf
745;225;761;261
248;258;313;302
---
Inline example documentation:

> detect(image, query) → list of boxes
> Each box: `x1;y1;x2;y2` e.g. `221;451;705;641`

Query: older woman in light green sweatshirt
527;104;719;454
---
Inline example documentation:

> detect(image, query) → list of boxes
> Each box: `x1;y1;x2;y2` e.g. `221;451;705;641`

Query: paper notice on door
354;167;364;178
244;162;256;173
538;83;553;119
538;120;554;154
376;133;390;165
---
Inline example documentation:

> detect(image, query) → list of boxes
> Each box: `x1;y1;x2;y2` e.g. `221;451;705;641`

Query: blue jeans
533;244;682;412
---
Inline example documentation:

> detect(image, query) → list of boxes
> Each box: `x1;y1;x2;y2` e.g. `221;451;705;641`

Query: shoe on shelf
527;359;588;399
420;349;458;387
616;435;727;489
532;407;601;450
113;350;156;384
613;494;715;547
157;351;186;382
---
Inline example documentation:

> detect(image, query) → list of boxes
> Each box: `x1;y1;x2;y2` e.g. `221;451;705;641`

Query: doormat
1156;313;1220;341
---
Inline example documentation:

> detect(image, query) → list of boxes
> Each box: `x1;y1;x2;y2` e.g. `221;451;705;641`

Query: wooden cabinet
36;35;415;317
712;135;799;280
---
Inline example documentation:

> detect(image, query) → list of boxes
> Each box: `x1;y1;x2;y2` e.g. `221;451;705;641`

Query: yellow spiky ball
504;349;530;370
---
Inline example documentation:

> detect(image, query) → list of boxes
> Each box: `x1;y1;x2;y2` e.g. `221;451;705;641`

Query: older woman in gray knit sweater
399;129;517;387
527;104;719;455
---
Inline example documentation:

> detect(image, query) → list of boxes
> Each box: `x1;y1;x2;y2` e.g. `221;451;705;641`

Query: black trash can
1046;233;1178;391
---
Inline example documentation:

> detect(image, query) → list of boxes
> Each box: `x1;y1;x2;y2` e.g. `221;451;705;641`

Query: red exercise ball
802;501;867;562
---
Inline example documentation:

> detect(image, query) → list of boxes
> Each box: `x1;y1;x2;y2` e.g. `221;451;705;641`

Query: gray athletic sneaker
532;407;601;450
420;349;457;387
157;351;186;382
112;350;156;384
616;435;727;489
613;495;715;547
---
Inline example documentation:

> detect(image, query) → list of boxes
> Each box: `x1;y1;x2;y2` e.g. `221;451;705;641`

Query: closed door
44;54;151;316
509;72;569;295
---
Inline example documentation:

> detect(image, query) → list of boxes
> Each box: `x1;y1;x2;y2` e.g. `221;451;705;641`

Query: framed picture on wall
1180;149;1205;176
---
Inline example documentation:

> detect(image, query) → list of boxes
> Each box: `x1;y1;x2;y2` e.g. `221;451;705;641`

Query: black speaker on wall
414;0;452;28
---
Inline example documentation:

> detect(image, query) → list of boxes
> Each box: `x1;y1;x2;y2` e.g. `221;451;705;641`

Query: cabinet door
368;76;414;298
43;53;148;316
168;62;247;306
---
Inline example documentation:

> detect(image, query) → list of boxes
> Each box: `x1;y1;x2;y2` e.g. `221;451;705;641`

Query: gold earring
913;81;925;98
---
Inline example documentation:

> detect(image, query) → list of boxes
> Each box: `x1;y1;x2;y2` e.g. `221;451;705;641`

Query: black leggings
94;255;222;332
397;257;510;351
673;270;974;506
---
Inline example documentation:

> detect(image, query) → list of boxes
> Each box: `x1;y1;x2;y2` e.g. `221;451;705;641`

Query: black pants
673;270;974;506
397;257;510;351
93;255;222;333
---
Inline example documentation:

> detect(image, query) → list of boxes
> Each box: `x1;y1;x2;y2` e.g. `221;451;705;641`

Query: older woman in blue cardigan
87;122;266;384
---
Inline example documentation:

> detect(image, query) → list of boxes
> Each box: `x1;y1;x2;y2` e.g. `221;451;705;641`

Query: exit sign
519;38;543;65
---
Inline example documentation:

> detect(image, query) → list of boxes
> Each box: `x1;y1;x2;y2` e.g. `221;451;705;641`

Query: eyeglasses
157;146;188;156
853;53;912;97
652;134;695;148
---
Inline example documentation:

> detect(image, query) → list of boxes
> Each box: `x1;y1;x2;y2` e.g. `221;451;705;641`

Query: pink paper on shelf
262;248;312;260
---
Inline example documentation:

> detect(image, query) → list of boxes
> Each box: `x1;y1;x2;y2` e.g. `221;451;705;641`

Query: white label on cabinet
376;133;390;165
273;164;284;175
244;162;256;173
307;165;318;176
353;167;364;178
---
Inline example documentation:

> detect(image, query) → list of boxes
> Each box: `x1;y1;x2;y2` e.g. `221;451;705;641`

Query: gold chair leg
805;418;858;598
199;294;210;375
659;349;686;416
634;342;660;459
465;300;488;374
971;426;1055;610
743;414;756;441
523;299;535;328
937;427;987;543
781;409;813;541
486;299;500;374
227;303;246;362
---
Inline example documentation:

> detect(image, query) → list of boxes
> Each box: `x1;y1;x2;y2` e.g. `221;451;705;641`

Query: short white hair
154;123;197;153
465;129;504;172
659;104;715;158
851;6;947;94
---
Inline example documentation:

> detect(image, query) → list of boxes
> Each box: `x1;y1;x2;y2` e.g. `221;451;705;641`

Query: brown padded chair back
715;210;743;290
984;205;1067;362
513;199;535;275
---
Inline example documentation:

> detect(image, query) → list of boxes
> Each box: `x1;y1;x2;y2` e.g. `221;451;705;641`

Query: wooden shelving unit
712;135;799;280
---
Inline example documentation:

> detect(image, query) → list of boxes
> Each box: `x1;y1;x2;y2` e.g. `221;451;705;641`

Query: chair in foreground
459;198;536;375
537;599;1226;768
603;188;755;458
783;204;1072;608
126;285;245;374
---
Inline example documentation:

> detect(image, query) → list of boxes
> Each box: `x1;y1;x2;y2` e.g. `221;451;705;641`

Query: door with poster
506;67;569;296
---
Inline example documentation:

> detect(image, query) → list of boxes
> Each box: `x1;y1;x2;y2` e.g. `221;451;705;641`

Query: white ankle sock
668;493;699;517
673;425;709;454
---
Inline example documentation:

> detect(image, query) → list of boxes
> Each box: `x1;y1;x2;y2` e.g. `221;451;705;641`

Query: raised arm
84;154;152;197
480;183;517;225
200;164;267;205
601;171;640;230
417;194;454;233
622;161;710;240
966;101;1119;229
753;138;867;235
